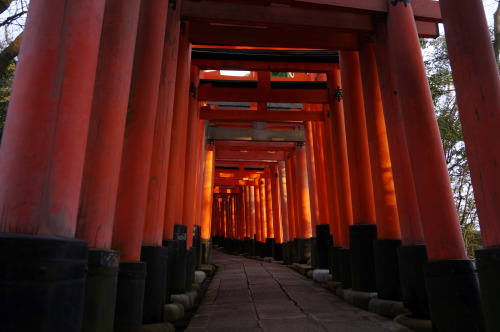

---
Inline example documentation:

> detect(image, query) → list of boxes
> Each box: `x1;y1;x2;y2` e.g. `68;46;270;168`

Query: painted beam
214;179;256;186
208;127;305;142
215;170;264;178
215;141;296;149
200;109;324;122
193;58;336;72
215;145;293;152
216;150;287;161
189;21;359;50
198;86;329;103
214;187;242;194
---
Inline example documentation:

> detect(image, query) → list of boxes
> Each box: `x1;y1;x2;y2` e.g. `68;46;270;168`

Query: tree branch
0;31;21;75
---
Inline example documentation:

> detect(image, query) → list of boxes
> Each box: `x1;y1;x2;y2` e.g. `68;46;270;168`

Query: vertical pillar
200;145;215;264
278;161;289;242
163;25;191;241
0;1;106;330
295;145;313;238
384;1;484;330
249;186;257;240
271;164;282;243
265;172;275;239
76;1;141;331
259;179;268;242
304;120;320;232
326;66;353;248
359;38;402;301
255;180;263;242
312;121;331;228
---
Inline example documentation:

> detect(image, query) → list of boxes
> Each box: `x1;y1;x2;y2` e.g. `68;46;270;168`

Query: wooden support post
304;119;320;234
384;1;484;329
295;145;313;238
0;0;105;236
259;179;268;240
285;158;297;240
272;164;283;243
373;19;424;246
201;145;215;240
278;161;289;242
144;2;182;246
312;121;332;228
339;50;376;226
76;0;140;249
326;66;353;247
163;26;192;240
265;174;275;239
359;39;400;240
249;186;257;239
254;180;263;242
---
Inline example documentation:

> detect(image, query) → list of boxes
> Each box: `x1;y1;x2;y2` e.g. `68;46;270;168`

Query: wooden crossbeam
215;141;296;148
215;170;264;178
193;58;336;72
214;179;256;186
189;22;359;50
214;187;242;194
198;86;329;103
200;109;324;122
215;150;287;161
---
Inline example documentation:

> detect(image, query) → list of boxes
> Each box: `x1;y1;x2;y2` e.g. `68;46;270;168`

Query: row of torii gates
0;0;498;331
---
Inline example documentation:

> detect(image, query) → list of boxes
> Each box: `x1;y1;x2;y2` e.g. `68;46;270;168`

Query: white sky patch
220;70;250;77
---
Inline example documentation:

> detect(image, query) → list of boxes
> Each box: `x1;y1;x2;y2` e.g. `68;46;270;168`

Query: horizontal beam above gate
200;109;324;122
208;127;305;142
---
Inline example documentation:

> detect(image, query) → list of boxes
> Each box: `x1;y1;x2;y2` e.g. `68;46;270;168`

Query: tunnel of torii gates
0;0;498;331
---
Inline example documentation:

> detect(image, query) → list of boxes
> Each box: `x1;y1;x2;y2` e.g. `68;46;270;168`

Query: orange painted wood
198;86;330;103
193;58;336;72
339;51;376;225
143;2;182;245
304;120;320;235
181;67;203;248
0;0;106;236
373;19;424;246
264;174;275;239
359;39;401;240
271;165;283;243
258;71;271;112
214;179;256;187
385;0;466;260
163;31;192;240
278;161;289;242
326;66;353;247
249;186;257;238
213;187;242;194
201;146;216;239
215;171;263;178
295;146;313;238
111;1;169;261
215;140;296;149
215;150;287;161
75;0;140;248
189;21;359;50
259;180;268;240
200;109;324;122
181;0;373;32
254;181;263;241
312;121;332;231
440;0;500;248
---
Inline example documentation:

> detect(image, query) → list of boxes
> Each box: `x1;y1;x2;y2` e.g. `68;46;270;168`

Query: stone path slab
184;250;413;332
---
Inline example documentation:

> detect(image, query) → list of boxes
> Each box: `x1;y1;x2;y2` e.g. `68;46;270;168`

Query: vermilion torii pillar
439;1;500;330
385;1;485;330
0;1;106;330
285;157;297;241
359;38;403;301
278;161;290;242
111;1;168;328
75;1;141;330
200;145;215;263
326;67;353;248
295;145;313;239
304;119;320;233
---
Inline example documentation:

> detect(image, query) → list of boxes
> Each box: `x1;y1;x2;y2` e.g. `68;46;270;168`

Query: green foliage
0;60;15;142
421;36;480;258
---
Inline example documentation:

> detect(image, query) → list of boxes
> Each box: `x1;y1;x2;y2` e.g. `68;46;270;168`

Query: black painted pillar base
316;224;334;269
374;239;402;301
140;245;168;324
185;248;196;291
289;240;298;263
274;243;283;261
397;244;429;319
163;239;186;294
329;246;342;282
0;234;88;332
339;248;352;289
310;237;319;269
193;225;202;270
294;238;311;264
201;238;212;265
265;238;275;258
424;259;486;332
476;247;500;332
244;237;255;256
82;249;120;332
258;241;266;258
282;242;289;264
349;223;377;292
114;261;147;332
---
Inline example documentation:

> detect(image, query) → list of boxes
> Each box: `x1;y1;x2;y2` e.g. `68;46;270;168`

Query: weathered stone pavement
184;250;413;332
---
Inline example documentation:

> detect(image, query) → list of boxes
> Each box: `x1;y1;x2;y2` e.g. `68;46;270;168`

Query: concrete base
290;263;312;276
141;322;175;332
312;269;330;283
335;286;345;299
200;264;216;277
394;314;433;332
263;257;274;263
343;289;378;310
163;303;184;322
170;294;192;311
368;298;410;318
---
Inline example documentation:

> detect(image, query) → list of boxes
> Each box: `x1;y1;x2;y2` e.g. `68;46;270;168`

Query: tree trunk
494;0;500;70
0;32;22;74
0;0;16;15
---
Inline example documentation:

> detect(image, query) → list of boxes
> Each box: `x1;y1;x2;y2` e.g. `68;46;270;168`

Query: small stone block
263;257;274;263
164;303;184;322
312;269;330;283
343;289;378;310
335;286;345;299
171;294;191;310
394;314;433;332
368;298;411;318
195;270;206;284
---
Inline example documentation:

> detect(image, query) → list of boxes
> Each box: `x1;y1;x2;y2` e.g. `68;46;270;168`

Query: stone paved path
185;250;413;332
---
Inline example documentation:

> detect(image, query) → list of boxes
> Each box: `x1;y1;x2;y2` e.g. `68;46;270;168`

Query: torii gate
0;1;498;332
